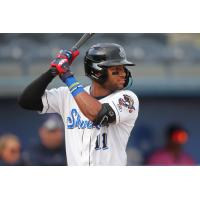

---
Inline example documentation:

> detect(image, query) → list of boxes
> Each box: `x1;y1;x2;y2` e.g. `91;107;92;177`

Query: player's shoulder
102;89;139;115
114;89;139;104
123;89;138;99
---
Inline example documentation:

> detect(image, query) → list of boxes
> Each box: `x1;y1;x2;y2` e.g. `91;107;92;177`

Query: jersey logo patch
67;108;101;129
117;94;135;113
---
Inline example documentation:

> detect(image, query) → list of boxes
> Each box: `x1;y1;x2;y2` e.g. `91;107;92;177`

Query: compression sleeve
18;68;57;111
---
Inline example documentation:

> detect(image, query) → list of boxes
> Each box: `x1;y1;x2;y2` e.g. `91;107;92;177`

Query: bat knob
71;47;78;52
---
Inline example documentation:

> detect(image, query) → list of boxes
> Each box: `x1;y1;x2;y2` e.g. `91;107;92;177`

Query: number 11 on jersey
95;133;108;150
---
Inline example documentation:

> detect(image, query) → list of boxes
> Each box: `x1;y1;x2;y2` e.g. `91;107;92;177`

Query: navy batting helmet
84;43;135;89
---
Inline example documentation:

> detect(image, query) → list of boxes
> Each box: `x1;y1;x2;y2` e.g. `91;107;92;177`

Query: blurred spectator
126;124;156;165
126;147;143;166
23;116;67;166
146;124;196;166
0;133;25;166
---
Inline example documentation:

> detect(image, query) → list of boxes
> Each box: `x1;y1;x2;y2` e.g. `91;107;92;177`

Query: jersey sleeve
105;90;139;125
39;87;70;114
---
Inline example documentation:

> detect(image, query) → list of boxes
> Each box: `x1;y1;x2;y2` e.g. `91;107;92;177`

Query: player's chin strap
123;68;133;90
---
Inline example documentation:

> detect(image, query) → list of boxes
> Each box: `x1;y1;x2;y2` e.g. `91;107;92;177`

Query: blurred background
0;33;199;165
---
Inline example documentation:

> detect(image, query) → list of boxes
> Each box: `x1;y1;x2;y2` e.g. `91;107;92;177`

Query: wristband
64;76;84;97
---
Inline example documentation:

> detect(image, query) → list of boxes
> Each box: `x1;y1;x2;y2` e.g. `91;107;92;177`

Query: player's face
104;66;126;91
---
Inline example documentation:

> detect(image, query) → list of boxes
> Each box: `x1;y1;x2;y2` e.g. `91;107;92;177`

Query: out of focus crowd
127;124;196;166
0;115;67;166
0;115;196;165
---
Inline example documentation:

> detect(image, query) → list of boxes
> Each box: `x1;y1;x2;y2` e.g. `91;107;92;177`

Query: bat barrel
72;33;95;51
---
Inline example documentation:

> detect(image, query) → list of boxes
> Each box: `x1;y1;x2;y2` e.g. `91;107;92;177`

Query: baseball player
18;43;139;166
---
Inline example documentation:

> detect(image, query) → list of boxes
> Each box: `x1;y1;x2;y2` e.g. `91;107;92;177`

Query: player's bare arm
72;66;127;121
73;92;102;121
52;49;117;124
18;48;112;124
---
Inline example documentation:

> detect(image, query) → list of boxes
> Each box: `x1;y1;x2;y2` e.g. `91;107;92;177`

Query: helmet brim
98;59;135;67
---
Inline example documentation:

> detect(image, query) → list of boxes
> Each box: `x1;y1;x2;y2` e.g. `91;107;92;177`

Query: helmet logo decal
119;47;126;58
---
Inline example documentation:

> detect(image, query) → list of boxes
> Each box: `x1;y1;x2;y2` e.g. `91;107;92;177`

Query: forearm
18;68;56;111
74;92;102;121
67;79;115;125
63;75;102;121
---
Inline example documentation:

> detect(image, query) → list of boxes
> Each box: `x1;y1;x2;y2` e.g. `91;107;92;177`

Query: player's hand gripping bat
51;33;95;74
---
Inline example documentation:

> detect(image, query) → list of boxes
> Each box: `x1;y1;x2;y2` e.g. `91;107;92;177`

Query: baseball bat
71;33;95;51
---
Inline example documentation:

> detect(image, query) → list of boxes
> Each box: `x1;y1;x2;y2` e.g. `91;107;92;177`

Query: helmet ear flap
91;68;107;84
124;67;133;90
84;55;108;84
95;70;108;84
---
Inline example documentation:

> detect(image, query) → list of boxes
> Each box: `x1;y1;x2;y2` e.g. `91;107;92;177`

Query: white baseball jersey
39;85;139;166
